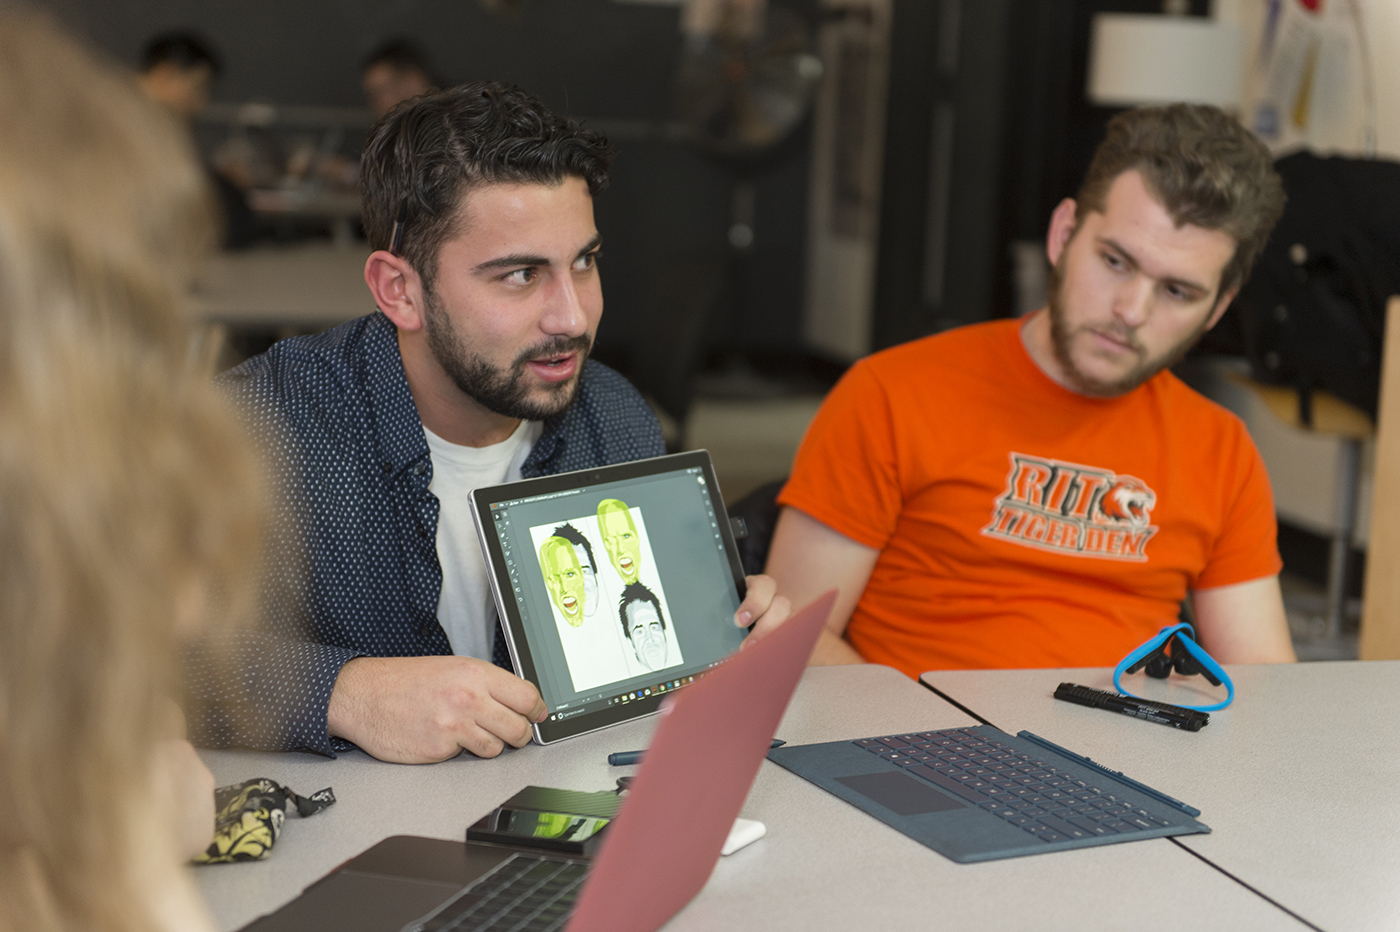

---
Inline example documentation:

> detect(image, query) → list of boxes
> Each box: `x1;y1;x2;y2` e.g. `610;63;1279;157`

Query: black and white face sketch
618;582;669;671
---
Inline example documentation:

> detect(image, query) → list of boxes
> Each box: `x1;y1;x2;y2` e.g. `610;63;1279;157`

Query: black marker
1054;682;1209;732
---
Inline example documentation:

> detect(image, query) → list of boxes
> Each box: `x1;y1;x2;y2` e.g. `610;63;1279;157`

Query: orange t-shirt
778;318;1281;677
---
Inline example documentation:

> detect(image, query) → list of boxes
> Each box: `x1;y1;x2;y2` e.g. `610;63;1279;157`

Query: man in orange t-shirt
766;105;1298;675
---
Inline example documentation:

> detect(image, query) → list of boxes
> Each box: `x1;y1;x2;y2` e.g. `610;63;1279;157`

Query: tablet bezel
469;450;748;744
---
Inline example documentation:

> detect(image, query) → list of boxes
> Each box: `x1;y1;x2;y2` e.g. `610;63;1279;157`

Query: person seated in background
765;104;1298;677
199;81;788;764
136;30;258;248
136;30;218;118
0;12;263;932
293;39;442;195
362;38;440;118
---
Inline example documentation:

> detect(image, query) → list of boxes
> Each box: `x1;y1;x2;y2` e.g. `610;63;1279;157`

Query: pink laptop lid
566;590;836;932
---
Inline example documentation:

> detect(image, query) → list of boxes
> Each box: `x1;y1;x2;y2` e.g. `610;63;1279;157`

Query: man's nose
1113;275;1154;328
540;273;589;337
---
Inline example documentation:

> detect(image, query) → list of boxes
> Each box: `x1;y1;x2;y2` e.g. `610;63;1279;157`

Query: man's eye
1102;252;1125;270
503;267;537;285
574;251;599;272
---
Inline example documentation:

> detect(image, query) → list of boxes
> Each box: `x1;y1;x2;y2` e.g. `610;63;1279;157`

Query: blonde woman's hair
0;11;263;932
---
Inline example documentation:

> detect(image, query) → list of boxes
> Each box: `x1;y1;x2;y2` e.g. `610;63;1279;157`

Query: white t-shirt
424;419;541;659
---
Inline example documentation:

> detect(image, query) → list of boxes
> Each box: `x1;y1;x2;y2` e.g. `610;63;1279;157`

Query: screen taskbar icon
606;677;697;708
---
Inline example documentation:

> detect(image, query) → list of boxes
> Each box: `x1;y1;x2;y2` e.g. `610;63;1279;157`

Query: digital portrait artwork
529;499;685;693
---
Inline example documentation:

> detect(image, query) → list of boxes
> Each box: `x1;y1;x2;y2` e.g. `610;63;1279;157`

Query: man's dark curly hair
360;81;614;294
550;523;597;574
617;582;665;642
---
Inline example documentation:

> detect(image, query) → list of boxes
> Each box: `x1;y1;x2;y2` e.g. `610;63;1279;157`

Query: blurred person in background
0;11;263;932
287;38;444;197
361;38;440;118
136;30;258;248
136;31;219;118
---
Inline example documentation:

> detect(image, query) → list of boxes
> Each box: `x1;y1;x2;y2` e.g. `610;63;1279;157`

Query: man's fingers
487;666;548;721
754;594;792;633
458;725;507;759
735;574;779;627
469;700;536;752
745;595;791;646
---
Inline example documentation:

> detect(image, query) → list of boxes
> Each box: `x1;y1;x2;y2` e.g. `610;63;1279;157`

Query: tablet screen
472;452;747;743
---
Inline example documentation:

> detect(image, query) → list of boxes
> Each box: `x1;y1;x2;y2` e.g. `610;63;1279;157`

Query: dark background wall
37;0;817;374
38;0;1221;369
870;0;1214;351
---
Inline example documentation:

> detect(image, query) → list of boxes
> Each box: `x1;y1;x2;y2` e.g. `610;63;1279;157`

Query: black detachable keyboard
854;727;1177;844
406;853;589;932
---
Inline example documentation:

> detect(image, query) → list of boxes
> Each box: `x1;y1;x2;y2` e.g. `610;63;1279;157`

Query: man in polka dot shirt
200;83;789;761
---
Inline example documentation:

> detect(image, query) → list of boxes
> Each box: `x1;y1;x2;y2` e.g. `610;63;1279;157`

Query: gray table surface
191;242;374;329
923;661;1400;932
197;665;1303;932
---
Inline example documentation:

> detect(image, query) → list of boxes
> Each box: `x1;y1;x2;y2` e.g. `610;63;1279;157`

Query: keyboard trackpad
835;772;964;816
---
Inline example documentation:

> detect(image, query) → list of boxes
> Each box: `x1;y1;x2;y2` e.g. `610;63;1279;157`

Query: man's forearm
1190;576;1296;664
183;632;360;757
809;628;865;665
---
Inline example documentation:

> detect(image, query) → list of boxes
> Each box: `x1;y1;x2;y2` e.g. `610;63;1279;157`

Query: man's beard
1046;260;1212;397
424;289;592;421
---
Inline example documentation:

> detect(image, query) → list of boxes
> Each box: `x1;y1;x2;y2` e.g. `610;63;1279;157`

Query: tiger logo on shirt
981;453;1159;561
1099;476;1156;529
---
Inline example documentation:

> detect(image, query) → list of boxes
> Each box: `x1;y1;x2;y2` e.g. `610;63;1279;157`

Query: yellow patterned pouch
193;779;335;864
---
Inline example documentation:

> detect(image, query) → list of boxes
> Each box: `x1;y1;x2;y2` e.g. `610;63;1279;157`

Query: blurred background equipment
1085;11;1245;107
1240;0;1377;158
675;0;821;158
630;0;825;447
203;101;371;246
802;0;891;362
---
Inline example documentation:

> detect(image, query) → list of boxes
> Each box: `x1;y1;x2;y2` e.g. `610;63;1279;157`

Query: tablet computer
470;450;748;744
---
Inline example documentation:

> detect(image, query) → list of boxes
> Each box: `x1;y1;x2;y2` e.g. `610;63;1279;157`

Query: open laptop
469;451;750;745
238;589;837;932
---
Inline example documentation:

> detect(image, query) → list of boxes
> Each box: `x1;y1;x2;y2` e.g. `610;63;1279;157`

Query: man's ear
1046;197;1078;267
364;250;426;332
1204;286;1238;332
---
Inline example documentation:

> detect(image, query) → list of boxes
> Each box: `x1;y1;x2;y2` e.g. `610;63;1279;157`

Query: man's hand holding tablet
735;573;792;649
326;575;785;763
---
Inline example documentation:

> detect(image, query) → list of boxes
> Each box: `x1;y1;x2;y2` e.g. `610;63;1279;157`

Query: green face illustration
597;499;641;584
540;536;586;625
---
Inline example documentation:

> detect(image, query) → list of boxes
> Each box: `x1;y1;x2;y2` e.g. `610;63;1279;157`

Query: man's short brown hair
1076;104;1285;295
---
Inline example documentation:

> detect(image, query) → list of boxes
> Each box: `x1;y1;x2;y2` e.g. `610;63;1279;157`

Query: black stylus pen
1054;682;1208;732
608;739;785;766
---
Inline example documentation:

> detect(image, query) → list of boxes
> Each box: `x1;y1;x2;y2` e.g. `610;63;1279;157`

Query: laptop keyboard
406;853;589;932
855;727;1177;844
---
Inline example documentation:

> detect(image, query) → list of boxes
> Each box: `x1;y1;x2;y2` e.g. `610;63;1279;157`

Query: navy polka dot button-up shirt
190;312;664;756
